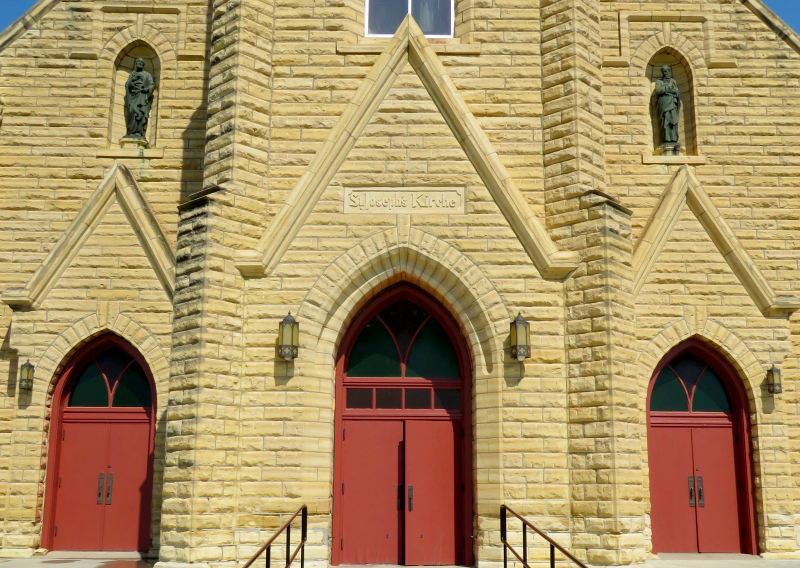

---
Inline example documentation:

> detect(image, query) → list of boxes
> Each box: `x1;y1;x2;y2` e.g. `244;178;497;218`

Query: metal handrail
243;505;308;568
500;505;588;568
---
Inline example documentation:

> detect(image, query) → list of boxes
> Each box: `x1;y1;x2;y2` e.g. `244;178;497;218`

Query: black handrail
243;505;308;568
500;505;588;568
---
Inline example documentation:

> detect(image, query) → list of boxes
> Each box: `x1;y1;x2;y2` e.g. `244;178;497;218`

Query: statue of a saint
655;64;682;149
124;58;155;140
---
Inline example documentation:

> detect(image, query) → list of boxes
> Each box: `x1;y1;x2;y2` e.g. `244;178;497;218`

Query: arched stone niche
648;49;697;156
109;42;161;147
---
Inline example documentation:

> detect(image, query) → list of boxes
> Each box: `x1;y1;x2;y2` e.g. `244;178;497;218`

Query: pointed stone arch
632;166;800;316
35;312;170;400
236;16;578;281
630;32;708;80
2;164;175;309
297;227;509;375
100;24;177;72
636;315;763;406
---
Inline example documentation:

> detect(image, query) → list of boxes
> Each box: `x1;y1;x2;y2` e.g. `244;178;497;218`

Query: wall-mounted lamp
278;312;300;360
19;360;34;391
509;313;530;361
766;365;782;395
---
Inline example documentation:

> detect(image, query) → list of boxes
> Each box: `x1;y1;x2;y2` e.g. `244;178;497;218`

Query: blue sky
0;0;798;37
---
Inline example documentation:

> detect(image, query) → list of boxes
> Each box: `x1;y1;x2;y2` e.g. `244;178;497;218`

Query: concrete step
632;554;800;568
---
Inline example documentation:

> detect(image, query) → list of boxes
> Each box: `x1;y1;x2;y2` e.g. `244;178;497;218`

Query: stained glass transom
68;346;152;408
650;353;731;413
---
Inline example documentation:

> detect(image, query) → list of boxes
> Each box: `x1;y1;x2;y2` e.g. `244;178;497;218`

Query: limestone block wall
0;0;209;557
602;0;800;557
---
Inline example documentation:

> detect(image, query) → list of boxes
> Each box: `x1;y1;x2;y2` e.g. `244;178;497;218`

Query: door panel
52;421;110;550
405;420;459;565
648;425;698;553
103;421;152;551
693;426;742;553
339;420;404;564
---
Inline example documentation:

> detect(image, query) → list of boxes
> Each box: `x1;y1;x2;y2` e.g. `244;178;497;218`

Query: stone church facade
0;0;799;566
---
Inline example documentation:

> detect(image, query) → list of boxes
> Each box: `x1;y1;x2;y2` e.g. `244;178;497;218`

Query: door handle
697;476;704;508
96;473;105;505
688;476;695;507
407;485;414;512
105;473;114;505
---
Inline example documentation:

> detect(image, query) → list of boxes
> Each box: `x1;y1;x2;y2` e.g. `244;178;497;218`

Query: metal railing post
286;523;292;567
500;505;507;568
550;543;555;568
522;523;527;567
266;545;271;568
301;506;307;568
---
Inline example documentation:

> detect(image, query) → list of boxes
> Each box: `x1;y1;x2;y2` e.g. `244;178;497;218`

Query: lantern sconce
509;313;530;361
19;360;34;392
278;312;300;360
766;365;782;395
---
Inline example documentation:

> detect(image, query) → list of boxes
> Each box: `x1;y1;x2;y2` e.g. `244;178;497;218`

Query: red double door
649;418;743;553
51;409;152;551
337;419;462;565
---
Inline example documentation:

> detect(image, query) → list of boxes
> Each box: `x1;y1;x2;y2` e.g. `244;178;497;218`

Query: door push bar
95;472;115;505
688;475;704;508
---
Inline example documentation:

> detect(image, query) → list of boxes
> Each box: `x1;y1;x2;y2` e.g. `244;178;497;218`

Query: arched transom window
650;352;731;413
67;347;152;408
343;297;463;411
366;0;453;37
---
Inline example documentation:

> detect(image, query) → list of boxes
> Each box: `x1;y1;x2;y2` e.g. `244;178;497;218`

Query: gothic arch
631;33;705;156
36;312;169;400
636;317;763;406
100;25;177;71
297;227;509;376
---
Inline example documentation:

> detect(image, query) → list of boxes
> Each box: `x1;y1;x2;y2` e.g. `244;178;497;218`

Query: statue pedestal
120;136;149;150
660;142;681;156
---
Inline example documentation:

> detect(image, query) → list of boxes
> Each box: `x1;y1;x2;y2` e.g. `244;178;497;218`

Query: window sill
337;42;480;55
642;153;706;165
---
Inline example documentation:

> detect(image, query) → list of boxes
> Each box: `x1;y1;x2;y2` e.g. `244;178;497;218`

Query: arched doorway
647;340;756;554
43;334;156;552
332;284;472;565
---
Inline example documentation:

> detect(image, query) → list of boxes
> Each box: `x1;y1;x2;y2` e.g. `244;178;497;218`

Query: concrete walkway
634;554;800;568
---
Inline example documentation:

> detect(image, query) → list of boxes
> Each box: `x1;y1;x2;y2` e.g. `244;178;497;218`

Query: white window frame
364;0;454;38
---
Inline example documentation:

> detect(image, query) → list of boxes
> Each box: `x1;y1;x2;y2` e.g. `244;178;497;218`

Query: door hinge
341;483;345;495
342;429;346;440
62;430;65;441
340;538;343;550
54;526;58;536
58;477;62;488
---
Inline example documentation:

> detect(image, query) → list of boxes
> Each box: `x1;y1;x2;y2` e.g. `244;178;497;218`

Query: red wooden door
52;421;110;550
339;420;404;564
693;425;741;552
332;286;472;565
647;345;756;554
45;338;155;552
405;421;458;565
648;425;697;553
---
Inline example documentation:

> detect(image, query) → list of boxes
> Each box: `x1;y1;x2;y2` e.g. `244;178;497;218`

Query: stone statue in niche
123;58;155;142
655;64;682;155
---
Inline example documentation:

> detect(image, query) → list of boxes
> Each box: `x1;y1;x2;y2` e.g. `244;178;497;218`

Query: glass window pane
376;388;402;408
692;369;732;413
671;353;706;389
405;388;431;409
112;363;152;408
346;388;373;408
368;0;407;35
68;364;109;407
95;347;131;387
650;367;689;412
380;300;428;356
406;318;460;378
434;389;460;410
347;319;401;377
412;0;451;36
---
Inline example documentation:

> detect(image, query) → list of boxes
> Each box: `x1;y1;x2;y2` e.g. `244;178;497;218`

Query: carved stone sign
344;189;465;214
